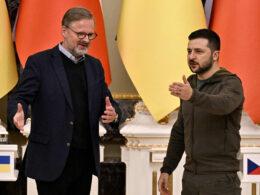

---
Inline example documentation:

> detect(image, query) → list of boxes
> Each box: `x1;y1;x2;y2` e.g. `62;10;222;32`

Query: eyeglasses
66;26;98;40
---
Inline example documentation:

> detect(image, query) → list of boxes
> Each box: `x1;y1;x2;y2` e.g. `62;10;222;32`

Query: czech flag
248;159;260;175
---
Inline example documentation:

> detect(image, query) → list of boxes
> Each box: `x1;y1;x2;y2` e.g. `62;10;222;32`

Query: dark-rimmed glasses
66;26;98;40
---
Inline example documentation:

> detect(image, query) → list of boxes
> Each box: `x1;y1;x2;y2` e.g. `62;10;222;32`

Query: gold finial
158;115;169;125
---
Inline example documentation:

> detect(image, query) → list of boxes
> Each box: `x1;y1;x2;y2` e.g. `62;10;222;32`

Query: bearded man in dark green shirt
158;29;244;195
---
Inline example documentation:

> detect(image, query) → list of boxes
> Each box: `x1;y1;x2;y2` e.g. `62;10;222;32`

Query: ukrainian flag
0;156;10;173
0;0;18;98
117;0;206;121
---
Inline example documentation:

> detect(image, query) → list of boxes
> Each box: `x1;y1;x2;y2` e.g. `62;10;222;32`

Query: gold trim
152;171;157;195
112;93;141;100
151;151;167;153
124;118;134;123
150;162;163;165
125;142;260;148
169;174;173;195
252;183;256;195
136;104;148;111
125;143;168;149
241;145;260;147
158;115;169;125
125;143;260;149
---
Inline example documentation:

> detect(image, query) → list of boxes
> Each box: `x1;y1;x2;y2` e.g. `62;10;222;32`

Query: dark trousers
181;170;241;195
36;148;93;195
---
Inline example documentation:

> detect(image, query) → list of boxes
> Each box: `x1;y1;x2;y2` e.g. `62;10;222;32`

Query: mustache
189;60;198;65
78;41;89;46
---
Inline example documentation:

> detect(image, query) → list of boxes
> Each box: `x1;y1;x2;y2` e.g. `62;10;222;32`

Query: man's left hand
169;75;193;101
101;96;118;123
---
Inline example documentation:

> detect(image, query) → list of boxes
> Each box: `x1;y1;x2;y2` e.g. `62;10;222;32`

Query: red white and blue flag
248;158;260;175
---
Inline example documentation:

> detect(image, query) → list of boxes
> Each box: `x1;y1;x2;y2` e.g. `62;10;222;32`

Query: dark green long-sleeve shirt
161;68;244;175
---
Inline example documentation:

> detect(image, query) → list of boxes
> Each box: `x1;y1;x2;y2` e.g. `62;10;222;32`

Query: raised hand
101;97;117;123
13;103;24;131
169;75;193;101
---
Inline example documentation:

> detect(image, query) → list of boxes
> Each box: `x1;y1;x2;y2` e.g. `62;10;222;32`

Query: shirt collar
58;43;85;64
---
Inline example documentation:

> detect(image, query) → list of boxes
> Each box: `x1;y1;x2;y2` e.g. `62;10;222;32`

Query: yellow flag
0;1;18;99
117;0;206;121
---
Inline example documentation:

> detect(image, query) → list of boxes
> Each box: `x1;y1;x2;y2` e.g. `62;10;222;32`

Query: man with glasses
8;7;121;195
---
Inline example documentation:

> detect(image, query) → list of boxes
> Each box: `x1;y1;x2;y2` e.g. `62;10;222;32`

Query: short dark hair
188;29;220;51
62;7;95;27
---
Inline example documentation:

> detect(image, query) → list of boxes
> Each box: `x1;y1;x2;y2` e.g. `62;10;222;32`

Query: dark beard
189;59;213;75
195;61;213;74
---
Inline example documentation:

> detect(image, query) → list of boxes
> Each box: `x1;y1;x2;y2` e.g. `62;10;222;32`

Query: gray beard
73;47;88;57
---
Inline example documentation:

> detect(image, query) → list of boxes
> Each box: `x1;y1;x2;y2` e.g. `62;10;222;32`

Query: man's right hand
158;172;170;195
13;103;24;131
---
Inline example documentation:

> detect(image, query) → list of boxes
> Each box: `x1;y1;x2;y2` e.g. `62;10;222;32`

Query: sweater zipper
191;105;197;174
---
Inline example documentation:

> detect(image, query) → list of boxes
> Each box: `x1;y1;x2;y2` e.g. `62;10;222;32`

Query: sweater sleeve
160;106;185;175
188;76;244;115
